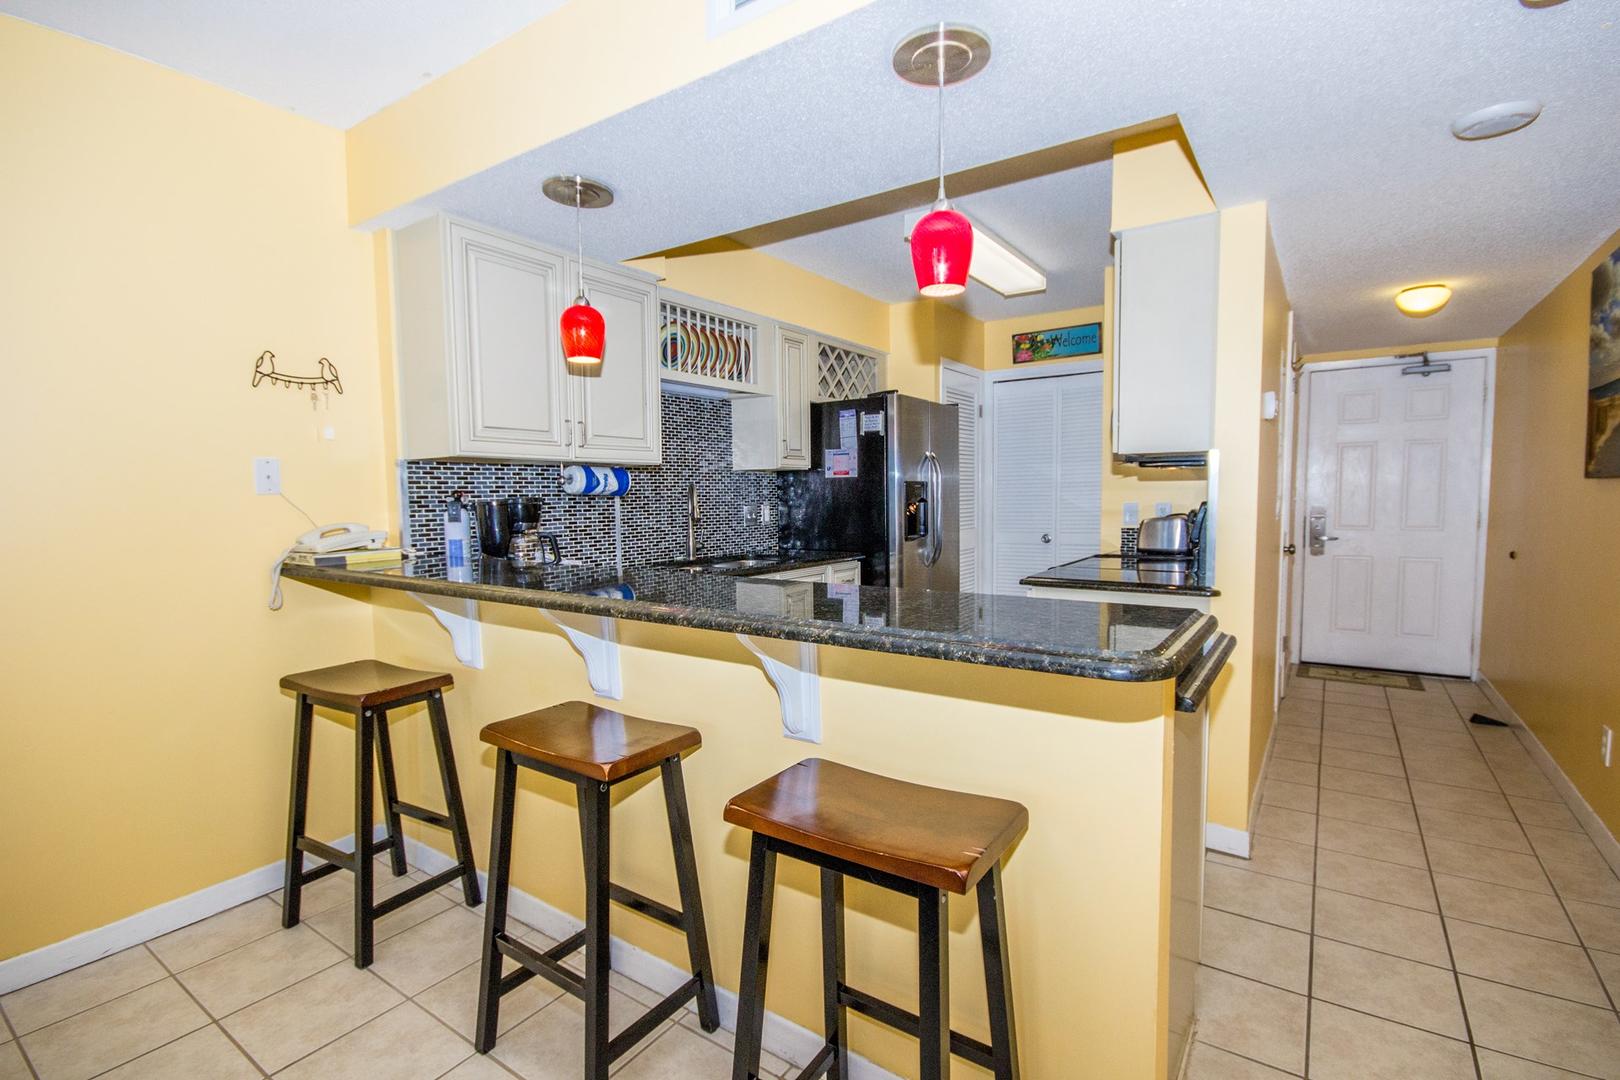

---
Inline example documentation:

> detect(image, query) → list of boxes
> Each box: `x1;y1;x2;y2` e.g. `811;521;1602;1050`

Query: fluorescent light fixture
1395;283;1452;317
904;212;1046;297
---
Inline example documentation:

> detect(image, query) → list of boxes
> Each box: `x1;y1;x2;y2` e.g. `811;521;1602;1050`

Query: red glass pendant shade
560;297;605;364
911;207;973;297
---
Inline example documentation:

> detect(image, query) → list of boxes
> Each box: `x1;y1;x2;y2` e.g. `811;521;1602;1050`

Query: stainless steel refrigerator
781;391;959;589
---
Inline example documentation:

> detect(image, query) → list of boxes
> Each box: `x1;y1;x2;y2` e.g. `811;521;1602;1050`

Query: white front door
989;372;1103;594
1300;358;1488;675
940;363;984;591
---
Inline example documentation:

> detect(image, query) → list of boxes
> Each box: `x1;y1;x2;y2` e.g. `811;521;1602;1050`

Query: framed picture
1012;322;1102;364
1589;244;1620;477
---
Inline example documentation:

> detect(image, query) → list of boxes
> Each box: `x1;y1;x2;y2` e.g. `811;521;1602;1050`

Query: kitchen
8;4;1620;1080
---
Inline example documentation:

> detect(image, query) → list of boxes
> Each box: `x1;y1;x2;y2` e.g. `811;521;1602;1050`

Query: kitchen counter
283;557;1219;683
658;551;863;576
1022;553;1220;597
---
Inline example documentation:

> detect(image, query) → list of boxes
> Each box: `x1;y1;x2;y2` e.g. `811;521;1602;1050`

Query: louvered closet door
940;367;983;591
991;372;1103;594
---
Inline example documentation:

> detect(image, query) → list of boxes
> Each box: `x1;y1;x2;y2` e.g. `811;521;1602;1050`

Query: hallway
1188;673;1620;1078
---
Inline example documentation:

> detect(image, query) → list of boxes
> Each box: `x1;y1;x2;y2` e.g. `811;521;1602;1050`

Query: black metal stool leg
977;865;1020;1080
731;833;777;1080
821;868;850;1080
579;779;612;1080
428;690;481;906
660;755;719;1032
281;694;314;927
353;707;378;968
372;707;409;878
475;749;517;1054
918;888;950;1080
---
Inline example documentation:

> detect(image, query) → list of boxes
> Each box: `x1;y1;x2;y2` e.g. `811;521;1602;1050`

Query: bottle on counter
444;490;471;567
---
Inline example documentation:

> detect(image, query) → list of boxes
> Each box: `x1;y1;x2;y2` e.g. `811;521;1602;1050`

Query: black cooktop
1020;554;1218;597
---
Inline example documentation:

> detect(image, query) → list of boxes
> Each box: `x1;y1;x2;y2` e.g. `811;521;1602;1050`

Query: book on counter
283;547;409;568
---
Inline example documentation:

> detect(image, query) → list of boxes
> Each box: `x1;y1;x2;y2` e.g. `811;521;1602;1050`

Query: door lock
1041;533;1052;544
1307;512;1340;556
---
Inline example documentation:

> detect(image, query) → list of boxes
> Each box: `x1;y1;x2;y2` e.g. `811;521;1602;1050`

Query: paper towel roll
560;465;631;497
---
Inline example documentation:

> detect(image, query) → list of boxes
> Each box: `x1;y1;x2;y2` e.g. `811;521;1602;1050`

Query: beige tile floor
1188;673;1620;1080
0;864;794;1079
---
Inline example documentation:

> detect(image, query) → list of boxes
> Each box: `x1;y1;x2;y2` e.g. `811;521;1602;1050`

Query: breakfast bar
283;561;1230;1079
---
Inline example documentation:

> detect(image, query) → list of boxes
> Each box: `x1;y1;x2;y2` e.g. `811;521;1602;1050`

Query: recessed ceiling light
1450;100;1543;141
1395;284;1453;317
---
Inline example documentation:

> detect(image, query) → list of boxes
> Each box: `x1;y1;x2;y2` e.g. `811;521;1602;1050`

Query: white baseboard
1477;677;1620;877
0;828;380;996
402;837;901;1080
1204;823;1251;858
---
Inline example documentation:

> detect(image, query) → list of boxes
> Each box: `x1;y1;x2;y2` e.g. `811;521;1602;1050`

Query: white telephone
293;523;388;555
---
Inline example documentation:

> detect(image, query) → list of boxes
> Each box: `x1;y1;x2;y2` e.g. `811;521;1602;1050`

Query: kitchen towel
560;465;631;497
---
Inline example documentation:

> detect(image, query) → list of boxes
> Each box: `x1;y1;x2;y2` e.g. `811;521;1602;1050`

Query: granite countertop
1022;554;1220;598
658;551;863;576
284;557;1221;683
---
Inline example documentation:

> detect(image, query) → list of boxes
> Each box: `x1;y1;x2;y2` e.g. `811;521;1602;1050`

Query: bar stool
473;701;720;1076
279;660;481;968
726;758;1028;1080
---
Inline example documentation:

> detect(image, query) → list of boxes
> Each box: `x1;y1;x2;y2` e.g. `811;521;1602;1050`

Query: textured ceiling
0;0;566;127
409;0;1620;351
18;0;1620;349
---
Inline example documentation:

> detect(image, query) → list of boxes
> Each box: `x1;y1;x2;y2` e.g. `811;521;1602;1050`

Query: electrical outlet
760;502;775;524
1602;725;1613;768
1123;502;1140;527
253;456;281;495
1154;501;1173;517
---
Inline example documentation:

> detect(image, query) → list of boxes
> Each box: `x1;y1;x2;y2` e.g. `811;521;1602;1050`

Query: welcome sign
1011;322;1102;364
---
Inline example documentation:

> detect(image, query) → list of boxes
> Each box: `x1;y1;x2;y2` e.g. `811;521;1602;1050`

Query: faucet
687;482;700;560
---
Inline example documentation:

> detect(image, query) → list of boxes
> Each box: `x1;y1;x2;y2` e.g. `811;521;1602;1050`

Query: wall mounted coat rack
252;350;343;394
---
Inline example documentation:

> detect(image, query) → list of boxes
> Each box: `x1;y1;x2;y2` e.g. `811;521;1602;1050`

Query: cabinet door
1113;213;1219;455
827;562;861;585
450;223;570;457
777;326;812;469
572;263;661;465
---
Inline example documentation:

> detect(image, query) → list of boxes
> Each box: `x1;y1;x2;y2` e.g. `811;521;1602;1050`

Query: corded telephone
293;523;387;554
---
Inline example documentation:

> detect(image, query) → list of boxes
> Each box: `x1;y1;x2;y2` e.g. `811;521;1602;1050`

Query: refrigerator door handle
921;451;944;567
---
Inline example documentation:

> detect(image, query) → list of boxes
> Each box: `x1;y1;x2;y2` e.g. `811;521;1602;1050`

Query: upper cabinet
1112;212;1220;461
393;216;661;464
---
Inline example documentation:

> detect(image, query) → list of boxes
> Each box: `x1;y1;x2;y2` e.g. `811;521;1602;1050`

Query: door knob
1041;533;1052;544
1283;543;1297;556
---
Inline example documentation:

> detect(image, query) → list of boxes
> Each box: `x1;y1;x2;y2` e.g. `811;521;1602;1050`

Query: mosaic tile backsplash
402;394;784;573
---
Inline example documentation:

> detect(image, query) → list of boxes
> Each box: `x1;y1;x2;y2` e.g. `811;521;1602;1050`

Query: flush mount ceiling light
902;212;1047;297
1450;100;1543;141
894;22;990;298
543;174;614;366
1395;283;1453;317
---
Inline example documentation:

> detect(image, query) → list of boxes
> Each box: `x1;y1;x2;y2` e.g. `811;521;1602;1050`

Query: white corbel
737;636;821;743
407;593;483;669
540;610;623;700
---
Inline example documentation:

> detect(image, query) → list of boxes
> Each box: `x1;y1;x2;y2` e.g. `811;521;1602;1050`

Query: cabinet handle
564;423;572;446
578;419;585;446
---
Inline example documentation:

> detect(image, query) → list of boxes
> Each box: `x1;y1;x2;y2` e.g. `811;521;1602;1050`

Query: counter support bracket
737;636;821;743
408;593;484;669
540;611;623;700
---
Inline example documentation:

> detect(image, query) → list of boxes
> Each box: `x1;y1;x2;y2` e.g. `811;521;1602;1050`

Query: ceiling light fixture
1395;283;1453;317
894;22;990;298
1450;100;1543;141
543;174;614;366
902;213;1046;297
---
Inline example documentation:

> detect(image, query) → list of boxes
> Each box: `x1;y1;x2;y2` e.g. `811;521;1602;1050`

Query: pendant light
894;23;990;298
543;174;614;366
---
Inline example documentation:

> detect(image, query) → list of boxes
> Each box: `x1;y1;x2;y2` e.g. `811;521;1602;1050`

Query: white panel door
940;364;984;592
1300;359;1487;675
572;262;661;464
990;372;1103;594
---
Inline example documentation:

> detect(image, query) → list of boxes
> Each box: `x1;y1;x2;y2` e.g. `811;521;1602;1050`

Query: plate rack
659;298;758;391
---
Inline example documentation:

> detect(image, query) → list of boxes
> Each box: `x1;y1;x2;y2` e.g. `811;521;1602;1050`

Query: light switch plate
253;457;281;495
1154;502;1173;517
1123;502;1140;527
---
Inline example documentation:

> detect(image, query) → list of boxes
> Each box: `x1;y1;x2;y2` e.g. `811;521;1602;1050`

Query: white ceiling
0;0;567;127
16;0;1620;349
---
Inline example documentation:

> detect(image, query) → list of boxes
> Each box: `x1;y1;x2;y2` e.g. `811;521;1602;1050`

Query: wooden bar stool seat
474;702;719;1077
726;759;1029;1080
279;660;481;968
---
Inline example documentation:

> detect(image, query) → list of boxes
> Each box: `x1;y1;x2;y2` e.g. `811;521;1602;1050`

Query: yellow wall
1111;129;1215;233
979;304;1105;371
1481;224;1620;838
0;17;391;958
345;0;873;225
1301;337;1499;365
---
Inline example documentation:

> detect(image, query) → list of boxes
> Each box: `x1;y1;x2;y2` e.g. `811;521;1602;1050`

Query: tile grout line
140;941;272;1079
1389;684;1484;1080
0;998;43;1080
1302;674;1326;1077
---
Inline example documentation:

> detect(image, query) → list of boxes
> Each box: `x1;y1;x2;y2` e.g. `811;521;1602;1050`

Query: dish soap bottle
444;491;471;567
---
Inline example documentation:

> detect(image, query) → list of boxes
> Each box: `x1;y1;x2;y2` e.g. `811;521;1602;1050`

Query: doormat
1296;664;1425;691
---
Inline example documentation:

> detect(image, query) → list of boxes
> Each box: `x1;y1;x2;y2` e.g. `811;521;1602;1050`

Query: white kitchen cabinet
393;215;660;464
1112;212;1220;459
733;324;813;470
757;559;860;584
827;562;861;585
